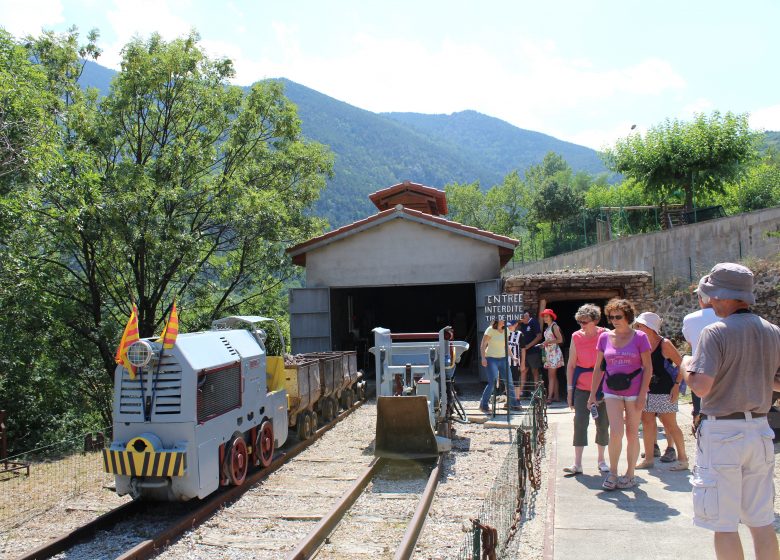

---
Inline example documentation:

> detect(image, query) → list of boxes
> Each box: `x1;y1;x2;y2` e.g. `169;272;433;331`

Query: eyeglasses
576;320;591;325
607;314;624;321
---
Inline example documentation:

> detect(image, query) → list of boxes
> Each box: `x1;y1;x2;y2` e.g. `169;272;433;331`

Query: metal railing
456;383;548;559
0;426;123;534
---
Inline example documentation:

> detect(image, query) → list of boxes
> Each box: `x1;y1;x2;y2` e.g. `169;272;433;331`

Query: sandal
669;460;689;471
635;459;654;469
563;464;583;475
598;461;610;473
602;473;618;490
616;475;637;489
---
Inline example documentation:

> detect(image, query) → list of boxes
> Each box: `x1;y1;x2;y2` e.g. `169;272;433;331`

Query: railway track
288;455;443;560
15;399;366;560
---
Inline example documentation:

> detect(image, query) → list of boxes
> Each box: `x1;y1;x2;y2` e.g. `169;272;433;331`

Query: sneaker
640;443;662;459
659;447;677;463
503;403;523;411
598;461;610;473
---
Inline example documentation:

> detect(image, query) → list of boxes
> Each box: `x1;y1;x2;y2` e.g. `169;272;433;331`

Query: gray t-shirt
689;312;780;416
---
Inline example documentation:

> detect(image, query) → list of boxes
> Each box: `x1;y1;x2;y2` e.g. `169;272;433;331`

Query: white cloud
681;98;715;117
98;0;193;68
222;32;687;148
750;104;780;132
562;121;645;152
0;0;64;37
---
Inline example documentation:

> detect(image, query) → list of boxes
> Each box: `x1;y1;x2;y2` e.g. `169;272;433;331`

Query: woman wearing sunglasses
587;298;652;490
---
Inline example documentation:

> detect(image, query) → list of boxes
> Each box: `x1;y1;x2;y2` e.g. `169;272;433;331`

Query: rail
13;399;365;560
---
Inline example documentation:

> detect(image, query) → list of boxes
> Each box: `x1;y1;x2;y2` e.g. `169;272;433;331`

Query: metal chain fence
0;426;124;534
456;383;548;560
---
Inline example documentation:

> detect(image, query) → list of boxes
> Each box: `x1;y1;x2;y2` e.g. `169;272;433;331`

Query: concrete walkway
546;403;757;560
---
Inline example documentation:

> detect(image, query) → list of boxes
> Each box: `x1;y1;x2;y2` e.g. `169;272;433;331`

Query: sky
2;0;779;150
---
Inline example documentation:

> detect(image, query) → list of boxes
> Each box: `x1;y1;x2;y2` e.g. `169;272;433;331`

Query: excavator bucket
375;395;439;459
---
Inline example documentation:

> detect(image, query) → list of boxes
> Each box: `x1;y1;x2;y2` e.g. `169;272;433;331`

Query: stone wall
652;258;780;350
504;206;780;287
503;270;654;315
503;259;780;352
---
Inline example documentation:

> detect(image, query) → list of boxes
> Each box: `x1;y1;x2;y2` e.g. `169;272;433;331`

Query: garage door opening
330;283;477;377
540;295;617;395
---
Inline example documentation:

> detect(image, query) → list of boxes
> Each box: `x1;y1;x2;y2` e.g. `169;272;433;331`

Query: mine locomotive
103;315;363;501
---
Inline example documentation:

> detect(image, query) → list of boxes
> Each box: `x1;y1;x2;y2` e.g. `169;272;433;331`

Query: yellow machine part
266;355;287;392
375;395;439;459
102;436;186;477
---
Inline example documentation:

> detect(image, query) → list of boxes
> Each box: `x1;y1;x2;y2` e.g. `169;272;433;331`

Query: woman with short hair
588;298;652;490
564;304;610;475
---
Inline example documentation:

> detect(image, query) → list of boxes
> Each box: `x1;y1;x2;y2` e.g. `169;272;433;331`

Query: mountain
79;61;609;226
381;110;606;178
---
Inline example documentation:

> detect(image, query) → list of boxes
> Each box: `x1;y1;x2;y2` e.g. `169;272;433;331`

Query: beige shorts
691;415;776;532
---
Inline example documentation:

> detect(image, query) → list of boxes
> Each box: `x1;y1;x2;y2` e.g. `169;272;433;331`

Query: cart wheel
345;389;354;409
321;398;333;423
308;410;318;435
296;412;311;440
255;421;274;468
226;437;248;486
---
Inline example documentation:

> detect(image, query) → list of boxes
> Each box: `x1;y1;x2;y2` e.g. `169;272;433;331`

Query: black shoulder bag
603;368;642;391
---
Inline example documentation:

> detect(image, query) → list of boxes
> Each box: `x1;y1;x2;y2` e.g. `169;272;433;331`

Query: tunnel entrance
330;283;477;377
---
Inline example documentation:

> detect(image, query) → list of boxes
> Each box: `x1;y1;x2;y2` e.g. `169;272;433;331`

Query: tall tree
604;111;759;211
3;30;333;425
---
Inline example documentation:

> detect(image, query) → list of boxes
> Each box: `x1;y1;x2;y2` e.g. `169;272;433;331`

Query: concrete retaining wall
504;206;780;285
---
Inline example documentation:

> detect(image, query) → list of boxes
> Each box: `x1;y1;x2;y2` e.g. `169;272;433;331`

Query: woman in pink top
563;304;609;476
588;298;652;490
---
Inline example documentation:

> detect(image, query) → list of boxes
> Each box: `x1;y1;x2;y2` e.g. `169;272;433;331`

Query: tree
604;112;759;212
0;29;58;195
445;171;532;237
3;30;333;427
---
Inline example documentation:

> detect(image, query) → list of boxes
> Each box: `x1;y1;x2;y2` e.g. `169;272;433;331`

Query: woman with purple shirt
587;299;652;490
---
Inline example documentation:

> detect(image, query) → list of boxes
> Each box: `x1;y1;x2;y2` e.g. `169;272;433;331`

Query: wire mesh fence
0;426;120;534
456;383;548;559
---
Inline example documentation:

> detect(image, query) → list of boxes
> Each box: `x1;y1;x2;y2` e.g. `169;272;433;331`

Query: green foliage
0;29;59;194
604;111;759;210
0;29;332;450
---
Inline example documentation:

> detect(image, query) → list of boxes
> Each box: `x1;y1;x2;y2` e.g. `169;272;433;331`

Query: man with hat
683;263;780;560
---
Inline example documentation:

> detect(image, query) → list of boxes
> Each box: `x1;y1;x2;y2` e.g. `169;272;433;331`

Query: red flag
158;300;179;350
115;304;140;379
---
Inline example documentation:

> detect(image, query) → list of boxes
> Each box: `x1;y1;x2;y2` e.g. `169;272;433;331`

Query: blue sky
2;0;779;149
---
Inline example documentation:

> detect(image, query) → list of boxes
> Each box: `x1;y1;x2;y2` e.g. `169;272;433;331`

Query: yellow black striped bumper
103;437;186;477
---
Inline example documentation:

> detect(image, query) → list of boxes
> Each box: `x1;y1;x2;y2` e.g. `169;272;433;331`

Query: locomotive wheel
256;421;274;468
227;437;248;486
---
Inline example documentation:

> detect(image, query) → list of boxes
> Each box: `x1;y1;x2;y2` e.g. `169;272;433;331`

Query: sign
483;293;524;325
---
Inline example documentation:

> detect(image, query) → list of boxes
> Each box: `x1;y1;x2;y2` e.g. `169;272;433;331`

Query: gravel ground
412;386;547;560
0;478;130;560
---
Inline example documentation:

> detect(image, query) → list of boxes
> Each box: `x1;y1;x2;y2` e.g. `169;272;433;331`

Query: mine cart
284;358;322;440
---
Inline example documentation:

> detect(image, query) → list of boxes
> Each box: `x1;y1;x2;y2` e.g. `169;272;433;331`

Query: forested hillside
80;61;609;227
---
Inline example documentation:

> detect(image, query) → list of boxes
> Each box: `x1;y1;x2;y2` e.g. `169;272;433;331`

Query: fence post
0;410;6;463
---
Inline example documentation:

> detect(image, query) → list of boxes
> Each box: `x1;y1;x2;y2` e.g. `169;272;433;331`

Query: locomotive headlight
127;340;154;368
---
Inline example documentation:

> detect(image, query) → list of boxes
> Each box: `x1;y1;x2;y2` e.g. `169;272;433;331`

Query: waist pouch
604;368;642;391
